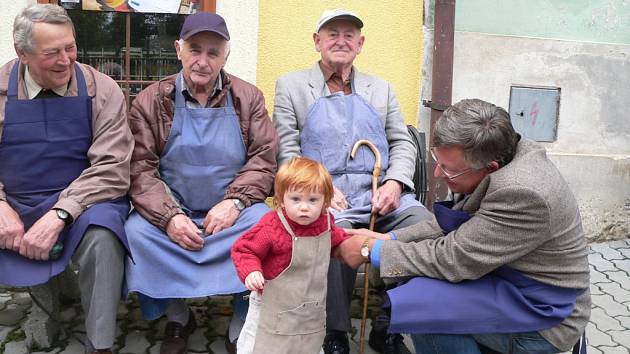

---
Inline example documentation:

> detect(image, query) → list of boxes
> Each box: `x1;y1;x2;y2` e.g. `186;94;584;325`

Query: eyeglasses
430;148;474;180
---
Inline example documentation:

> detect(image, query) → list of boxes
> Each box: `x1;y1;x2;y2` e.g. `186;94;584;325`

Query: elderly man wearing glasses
338;99;590;354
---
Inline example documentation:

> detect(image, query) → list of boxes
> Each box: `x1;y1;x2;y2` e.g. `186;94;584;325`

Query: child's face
281;188;325;226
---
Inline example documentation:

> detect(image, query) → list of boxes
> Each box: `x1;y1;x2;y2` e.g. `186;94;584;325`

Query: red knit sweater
231;210;348;282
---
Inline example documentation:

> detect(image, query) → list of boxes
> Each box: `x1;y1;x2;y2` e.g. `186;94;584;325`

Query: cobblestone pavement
1;239;629;354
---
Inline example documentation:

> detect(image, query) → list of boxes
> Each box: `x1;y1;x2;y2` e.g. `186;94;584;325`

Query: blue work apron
300;90;420;225
387;201;580;334
124;73;268;306
0;62;129;287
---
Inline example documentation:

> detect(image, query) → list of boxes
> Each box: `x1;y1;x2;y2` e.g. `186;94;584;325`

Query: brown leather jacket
128;71;278;231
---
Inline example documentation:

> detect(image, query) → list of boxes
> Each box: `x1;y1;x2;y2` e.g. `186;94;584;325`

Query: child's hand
245;271;265;292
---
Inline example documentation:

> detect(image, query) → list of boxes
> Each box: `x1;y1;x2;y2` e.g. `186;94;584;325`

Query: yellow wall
257;1;424;126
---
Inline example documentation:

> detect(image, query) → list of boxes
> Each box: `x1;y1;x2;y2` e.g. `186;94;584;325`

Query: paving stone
619;248;630;259
119;330;150;353
590;284;604;295
149;341;162;354
208;337;230;354
612;259;630;272
609;240;630;249
590;307;625;331
606;271;630;290
591;293;630;317
589;252;618;272
0;325;12;342
585;322;616;347
4;340;28;354
12;292;32;307
59;307;77;322
0;303;25;326
590;267;611;283
58;337;85;354
594;346;629;354
609;330;630;349
188;327;209;352
591;243;627;260
586;347;603;354
0;295;11;311
32;349;61;354
616;315;630;328
597;281;630;303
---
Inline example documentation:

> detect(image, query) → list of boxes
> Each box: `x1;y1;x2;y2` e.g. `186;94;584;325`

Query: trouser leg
72;225;124;350
412;333;482;354
326;220;355;332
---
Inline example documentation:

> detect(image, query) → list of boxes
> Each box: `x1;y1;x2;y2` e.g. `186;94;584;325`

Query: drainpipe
425;0;456;209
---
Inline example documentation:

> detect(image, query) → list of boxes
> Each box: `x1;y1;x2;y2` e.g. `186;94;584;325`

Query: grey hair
177;38;231;59
13;4;74;54
433;99;519;169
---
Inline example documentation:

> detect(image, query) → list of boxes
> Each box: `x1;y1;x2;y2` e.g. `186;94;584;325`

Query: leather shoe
160;310;197;354
368;327;411;354
224;329;237;354
322;331;349;354
88;350;112;354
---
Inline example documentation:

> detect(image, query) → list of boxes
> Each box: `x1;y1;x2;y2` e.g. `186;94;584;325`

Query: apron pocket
274;301;325;335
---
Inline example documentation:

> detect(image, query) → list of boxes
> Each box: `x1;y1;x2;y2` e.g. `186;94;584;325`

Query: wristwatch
54;208;73;226
232;199;245;211
360;237;374;262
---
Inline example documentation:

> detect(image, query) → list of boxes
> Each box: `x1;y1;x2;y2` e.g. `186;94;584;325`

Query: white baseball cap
315;8;364;32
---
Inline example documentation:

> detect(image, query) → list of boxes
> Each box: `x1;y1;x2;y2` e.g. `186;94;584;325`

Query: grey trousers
326;205;433;332
71;225;125;350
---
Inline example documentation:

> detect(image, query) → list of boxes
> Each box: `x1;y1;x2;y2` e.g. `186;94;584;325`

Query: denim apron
387;201;580;334
124;73;268;307
0;62;129;286
300;90;420;225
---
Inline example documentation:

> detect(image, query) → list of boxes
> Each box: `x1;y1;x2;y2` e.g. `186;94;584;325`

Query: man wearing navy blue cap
124;11;278;354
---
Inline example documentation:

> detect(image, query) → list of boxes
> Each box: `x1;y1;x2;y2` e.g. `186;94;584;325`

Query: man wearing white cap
273;8;432;354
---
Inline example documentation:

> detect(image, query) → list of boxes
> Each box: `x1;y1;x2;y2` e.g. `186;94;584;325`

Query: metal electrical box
508;86;560;142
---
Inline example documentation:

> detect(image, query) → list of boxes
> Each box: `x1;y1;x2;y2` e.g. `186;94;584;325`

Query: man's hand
329;186;348;211
0;201;24;252
372;180;402;215
166;214;204;251
245;271;265;293
203;199;240;235
19;210;64;261
336;235;376;269
345;228;392;240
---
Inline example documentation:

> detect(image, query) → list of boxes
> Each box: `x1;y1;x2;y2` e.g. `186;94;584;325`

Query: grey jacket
272;63;417;190
380;139;591;351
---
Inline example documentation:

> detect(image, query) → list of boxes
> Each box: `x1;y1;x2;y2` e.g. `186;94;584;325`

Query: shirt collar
24;66;68;99
318;61;354;83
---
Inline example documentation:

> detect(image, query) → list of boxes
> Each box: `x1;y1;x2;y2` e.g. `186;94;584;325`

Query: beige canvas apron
252;211;331;354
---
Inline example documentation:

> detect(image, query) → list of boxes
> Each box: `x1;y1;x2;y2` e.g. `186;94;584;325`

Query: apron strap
74;63;89;97
276;210;297;239
7;62;20;100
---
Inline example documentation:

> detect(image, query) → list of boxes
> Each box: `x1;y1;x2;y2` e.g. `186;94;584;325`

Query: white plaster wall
451;31;630;239
216;0;258;85
0;0;33;65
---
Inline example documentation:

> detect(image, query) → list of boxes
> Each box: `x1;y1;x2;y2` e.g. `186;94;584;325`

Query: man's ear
486;161;500;173
15;45;28;64
174;40;182;60
313;32;321;52
357;35;365;54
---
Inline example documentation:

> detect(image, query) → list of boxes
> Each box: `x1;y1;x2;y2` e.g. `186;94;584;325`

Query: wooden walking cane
350;139;381;354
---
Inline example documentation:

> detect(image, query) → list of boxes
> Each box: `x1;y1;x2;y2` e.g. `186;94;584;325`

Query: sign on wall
60;0;198;14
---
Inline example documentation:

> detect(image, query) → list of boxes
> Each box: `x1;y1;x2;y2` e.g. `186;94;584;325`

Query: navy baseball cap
179;12;230;41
